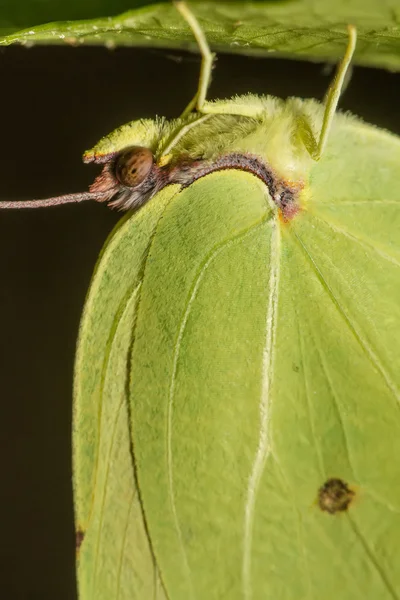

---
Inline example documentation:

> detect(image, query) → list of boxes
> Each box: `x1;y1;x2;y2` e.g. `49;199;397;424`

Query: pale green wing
75;121;400;598
127;132;400;598
73;184;180;600
128;171;274;599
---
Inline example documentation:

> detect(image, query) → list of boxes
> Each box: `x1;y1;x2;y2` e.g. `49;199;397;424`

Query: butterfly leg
307;25;357;161
174;1;215;116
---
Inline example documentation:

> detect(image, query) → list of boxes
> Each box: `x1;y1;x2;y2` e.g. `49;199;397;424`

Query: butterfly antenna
0;190;108;209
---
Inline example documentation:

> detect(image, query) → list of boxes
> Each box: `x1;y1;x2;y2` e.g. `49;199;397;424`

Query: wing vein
310;212;400;268
346;514;400;600
167;215;271;599
295;307;326;479
91;283;142;597
310;324;358;480
242;220;280;600
115;491;136;600
293;232;400;407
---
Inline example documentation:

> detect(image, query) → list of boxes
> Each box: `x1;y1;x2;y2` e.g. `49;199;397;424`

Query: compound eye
115;146;154;187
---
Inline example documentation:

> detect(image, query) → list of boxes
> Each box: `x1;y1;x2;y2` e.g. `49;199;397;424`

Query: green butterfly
2;2;399;599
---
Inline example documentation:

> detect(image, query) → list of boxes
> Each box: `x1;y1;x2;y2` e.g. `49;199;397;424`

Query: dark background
0;42;398;600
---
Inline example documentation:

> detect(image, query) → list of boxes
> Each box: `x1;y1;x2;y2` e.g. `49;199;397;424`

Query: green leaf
74;104;400;598
1;1;400;71
0;1;153;36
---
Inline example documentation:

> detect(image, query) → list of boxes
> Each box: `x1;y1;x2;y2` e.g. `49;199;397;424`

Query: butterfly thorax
83;95;335;218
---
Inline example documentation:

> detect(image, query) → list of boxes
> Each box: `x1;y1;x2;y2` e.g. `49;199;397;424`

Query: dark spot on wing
76;529;85;552
318;478;355;514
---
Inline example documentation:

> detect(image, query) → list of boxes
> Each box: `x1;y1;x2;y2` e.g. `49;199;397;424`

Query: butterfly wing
73;185;179;600
74;119;400;599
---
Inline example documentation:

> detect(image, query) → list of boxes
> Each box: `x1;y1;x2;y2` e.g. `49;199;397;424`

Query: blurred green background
0;42;398;599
